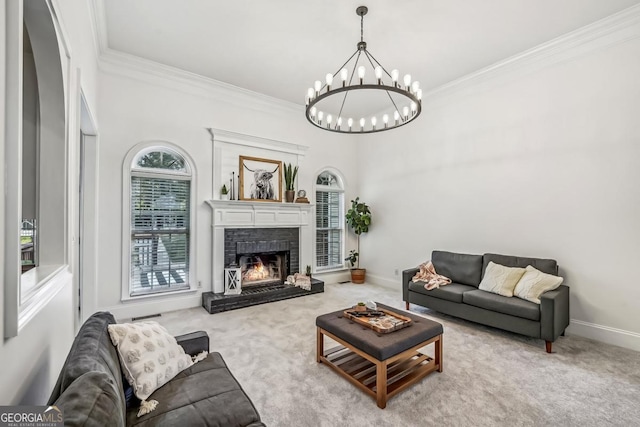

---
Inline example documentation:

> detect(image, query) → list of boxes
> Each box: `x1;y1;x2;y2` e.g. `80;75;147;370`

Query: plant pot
285;190;296;203
220;193;229;200
350;268;366;284
354;304;367;312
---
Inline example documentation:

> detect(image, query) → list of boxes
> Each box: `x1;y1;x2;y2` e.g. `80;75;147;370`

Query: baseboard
103;294;203;321
366;273;400;291
314;270;350;284
568;319;640;352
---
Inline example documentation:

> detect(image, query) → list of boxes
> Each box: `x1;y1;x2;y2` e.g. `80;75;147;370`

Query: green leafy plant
344;197;372;269
357;302;366;307
221;184;229;195
284;163;299;191
305;265;312;276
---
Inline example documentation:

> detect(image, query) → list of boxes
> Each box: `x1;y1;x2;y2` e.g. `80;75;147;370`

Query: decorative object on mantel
224;264;242;295
305;264;312;278
345;197;372;284
239;155;282;202
305;5;422;134
220;184;229;200
295;189;310;204
283;163;299;203
230;172;236;200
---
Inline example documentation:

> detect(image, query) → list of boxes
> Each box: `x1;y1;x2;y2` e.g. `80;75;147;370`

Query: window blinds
316;190;342;269
130;176;190;296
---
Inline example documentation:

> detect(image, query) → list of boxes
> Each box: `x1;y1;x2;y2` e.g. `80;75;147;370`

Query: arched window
315;169;345;271
127;146;194;297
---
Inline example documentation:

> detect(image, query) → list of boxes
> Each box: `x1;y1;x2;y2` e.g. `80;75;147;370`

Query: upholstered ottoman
316;303;443;408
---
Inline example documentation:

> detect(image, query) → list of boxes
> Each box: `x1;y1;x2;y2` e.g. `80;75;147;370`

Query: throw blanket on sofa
412;261;452;290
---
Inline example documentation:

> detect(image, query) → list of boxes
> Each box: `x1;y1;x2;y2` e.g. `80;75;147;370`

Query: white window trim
121;141;197;301
313;167;347;274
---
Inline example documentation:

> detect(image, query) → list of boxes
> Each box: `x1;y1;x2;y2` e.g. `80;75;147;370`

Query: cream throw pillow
514;265;564;304
108;321;193;401
478;262;526;297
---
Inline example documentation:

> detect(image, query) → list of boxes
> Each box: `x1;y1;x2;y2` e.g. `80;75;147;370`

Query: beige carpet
150;282;640;426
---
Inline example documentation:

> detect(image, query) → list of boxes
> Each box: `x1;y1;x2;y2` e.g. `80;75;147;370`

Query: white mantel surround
206;200;313;294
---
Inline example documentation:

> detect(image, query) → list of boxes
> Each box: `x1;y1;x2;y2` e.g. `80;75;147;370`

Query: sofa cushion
409;281;476;303
108;321;194;401
127;352;264;427
478;262;526;297
54;371;125;427
432;251;483;287
47;312;126;420
463;289;540;321
483;253;558;277
514;265;564;304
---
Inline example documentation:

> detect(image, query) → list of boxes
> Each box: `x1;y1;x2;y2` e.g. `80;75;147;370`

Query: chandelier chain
361;14;364;42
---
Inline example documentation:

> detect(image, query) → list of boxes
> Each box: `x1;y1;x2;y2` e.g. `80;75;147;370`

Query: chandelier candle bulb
404;74;412;90
340;68;348;86
411;81;420;93
403;106;409;120
417;88;422;101
326;73;333;91
383;114;389;128
391;69;399;87
375;66;383;84
337;117;343;129
371;116;377;130
327;114;333;129
359;117;365;131
394;110;400;125
318;111;324;125
314;80;322;96
348;118;353;131
411;102;417;114
310;106;317;119
358;66;366;84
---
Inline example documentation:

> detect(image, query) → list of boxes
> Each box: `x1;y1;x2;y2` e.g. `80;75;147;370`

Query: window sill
315;266;349;274
122;287;197;302
19;265;70;332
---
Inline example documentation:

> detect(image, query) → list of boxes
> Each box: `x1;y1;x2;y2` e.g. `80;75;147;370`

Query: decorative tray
343;307;413;333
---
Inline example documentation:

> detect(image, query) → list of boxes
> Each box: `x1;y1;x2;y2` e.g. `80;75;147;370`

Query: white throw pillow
514;265;564;304
108;321;193;401
478;262;526;297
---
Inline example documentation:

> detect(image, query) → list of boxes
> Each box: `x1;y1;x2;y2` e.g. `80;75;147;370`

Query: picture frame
238;155;283;202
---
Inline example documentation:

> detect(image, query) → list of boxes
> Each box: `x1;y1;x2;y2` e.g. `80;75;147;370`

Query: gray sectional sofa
48;312;264;426
403;251;569;352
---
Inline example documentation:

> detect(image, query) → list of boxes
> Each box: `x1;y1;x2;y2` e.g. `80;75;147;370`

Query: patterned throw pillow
107;321;193;401
478;261;526;297
514;265;564;304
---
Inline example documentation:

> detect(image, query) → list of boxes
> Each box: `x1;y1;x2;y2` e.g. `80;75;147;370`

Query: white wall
0;0;99;404
358;33;640;350
94;60;359;319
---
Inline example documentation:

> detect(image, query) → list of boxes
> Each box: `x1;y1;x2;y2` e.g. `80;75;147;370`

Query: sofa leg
405;302;409;310
545;341;552;353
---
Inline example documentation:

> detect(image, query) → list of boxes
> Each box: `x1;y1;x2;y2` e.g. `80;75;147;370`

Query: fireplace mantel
207;200;313;293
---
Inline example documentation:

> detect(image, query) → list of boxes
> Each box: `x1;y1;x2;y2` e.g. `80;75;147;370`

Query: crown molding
425;3;640;101
207;127;308;156
90;1;640;113
88;0;108;57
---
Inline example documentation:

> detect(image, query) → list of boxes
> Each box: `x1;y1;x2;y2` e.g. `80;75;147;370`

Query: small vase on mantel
285;190;295;203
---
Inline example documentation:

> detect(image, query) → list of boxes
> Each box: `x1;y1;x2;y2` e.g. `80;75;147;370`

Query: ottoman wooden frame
316;307;443;409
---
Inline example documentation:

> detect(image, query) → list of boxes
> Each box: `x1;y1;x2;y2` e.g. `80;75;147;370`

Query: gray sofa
403;251;569;352
47;312;264;426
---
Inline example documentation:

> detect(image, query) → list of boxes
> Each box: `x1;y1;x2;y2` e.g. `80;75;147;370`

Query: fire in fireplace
239;253;288;286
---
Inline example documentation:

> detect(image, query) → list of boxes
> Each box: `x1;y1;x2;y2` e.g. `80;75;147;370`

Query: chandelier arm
330;49;359;83
335;51;362;128
361;51;403;120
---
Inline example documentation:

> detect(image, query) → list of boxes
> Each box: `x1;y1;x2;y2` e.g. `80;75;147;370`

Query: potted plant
220;184;229;200
355;301;367;312
344;197;371;284
283;163;298;203
305;265;312;278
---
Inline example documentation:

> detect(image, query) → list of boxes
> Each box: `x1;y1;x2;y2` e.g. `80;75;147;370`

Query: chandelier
305;6;422;134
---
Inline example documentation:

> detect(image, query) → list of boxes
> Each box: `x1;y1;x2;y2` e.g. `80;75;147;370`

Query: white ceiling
103;0;640;109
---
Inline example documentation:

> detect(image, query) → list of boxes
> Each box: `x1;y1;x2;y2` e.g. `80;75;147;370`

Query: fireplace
225;228;298;287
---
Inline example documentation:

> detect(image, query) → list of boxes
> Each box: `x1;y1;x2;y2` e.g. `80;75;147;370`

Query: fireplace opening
238;252;288;286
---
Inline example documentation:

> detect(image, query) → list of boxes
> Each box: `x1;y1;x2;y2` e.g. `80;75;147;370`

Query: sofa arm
175;331;209;356
540;285;570;342
402;268;419;302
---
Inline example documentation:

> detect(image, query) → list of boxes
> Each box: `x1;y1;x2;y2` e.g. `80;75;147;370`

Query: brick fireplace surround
202;200;323;313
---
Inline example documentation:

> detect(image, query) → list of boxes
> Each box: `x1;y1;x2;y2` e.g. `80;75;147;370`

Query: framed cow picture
239;155;283;202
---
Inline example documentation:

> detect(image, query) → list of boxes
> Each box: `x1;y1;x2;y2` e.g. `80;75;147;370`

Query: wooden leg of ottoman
435;334;443;372
376;360;388;409
316;328;323;363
